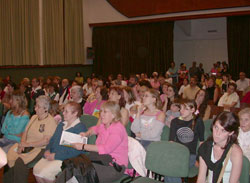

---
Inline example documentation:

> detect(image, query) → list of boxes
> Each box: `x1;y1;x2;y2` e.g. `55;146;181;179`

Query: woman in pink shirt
73;101;128;183
83;86;108;118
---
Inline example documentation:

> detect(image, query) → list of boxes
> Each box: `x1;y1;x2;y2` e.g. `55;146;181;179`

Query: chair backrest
240;156;250;183
126;121;132;137
145;141;190;177
161;125;170;141
204;119;213;140
80;115;98;129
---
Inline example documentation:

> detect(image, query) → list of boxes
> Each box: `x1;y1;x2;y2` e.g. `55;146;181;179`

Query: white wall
174;17;228;73
83;0;250;65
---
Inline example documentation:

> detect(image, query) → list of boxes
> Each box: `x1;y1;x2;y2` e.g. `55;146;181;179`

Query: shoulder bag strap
216;145;233;183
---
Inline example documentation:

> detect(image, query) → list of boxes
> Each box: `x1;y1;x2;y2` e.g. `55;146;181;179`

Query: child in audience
178;78;188;97
165;103;180;127
165;100;204;183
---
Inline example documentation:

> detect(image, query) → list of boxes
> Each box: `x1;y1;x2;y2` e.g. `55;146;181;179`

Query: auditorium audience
1;66;249;182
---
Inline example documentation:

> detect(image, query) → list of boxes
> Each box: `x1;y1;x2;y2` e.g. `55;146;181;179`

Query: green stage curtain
227;15;250;79
92;21;174;77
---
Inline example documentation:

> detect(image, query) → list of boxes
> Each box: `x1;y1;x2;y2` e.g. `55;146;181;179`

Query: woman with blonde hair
131;88;165;149
0;90;29;153
73;101;128;183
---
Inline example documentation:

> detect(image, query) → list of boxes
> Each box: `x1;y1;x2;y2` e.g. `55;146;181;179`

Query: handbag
216;145;233;183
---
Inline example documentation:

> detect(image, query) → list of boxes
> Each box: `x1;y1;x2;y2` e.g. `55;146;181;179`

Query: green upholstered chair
161;125;170;141
126;121;132;137
28;99;35;115
240;156;250;183
131;141;190;183
80;115;98;129
204;119;213;140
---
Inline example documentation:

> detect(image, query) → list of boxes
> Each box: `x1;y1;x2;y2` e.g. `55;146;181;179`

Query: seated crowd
0;61;249;183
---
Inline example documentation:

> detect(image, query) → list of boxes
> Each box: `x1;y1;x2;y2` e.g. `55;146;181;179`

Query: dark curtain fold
92;21;174;77
227;16;250;79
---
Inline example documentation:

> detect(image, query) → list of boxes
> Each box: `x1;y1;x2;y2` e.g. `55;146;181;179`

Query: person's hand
79;132;87;137
137;104;145;116
46;153;55;161
136;133;141;138
20;141;30;148
17;144;24;154
72;143;84;151
164;96;168;104
44;150;51;159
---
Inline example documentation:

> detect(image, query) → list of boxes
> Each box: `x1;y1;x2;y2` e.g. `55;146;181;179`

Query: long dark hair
211;111;239;149
195;89;209;119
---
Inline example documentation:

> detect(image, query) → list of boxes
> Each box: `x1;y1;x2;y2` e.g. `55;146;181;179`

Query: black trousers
3;149;45;183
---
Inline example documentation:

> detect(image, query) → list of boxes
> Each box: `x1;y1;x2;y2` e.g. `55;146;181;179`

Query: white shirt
236;78;250;91
218;92;240;108
82;84;92;96
207;147;232;183
238;128;250;161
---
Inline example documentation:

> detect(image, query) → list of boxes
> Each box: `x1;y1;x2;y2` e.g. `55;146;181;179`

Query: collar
32;86;42;92
63;118;80;130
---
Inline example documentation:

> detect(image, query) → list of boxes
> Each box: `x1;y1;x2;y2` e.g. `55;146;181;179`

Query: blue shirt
46;120;87;160
1;110;29;142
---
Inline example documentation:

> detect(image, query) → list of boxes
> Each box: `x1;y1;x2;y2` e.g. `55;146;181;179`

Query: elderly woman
70;85;85;109
83;86;108;118
238;108;250;162
33;102;87;183
218;82;240;110
0;90;29;153
4;96;57;183
73;101;128;183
